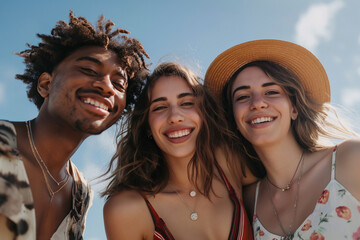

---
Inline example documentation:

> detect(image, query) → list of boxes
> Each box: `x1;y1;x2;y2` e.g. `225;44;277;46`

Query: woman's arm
103;190;154;240
336;139;360;201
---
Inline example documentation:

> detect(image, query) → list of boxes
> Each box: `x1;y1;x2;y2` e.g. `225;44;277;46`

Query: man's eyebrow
76;56;102;65
232;85;250;98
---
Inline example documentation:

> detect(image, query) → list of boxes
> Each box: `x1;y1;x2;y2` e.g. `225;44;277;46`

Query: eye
151;105;167;112
181;101;195;107
80;67;98;76
112;79;127;91
234;95;249;102
266;90;280;95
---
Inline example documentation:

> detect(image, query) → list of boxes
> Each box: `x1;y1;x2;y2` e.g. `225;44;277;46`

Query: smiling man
0;11;148;240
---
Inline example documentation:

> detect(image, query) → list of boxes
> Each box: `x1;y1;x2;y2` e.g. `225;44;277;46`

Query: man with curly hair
0;11;149;240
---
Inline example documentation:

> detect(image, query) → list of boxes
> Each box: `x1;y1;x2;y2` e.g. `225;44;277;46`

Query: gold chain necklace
26;121;70;202
265;152;305;239
266;150;304;191
27;121;69;186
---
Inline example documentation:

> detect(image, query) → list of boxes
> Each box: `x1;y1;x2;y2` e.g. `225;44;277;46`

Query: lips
163;128;194;143
166;129;191;138
82;97;109;111
250;116;274;124
246;115;277;128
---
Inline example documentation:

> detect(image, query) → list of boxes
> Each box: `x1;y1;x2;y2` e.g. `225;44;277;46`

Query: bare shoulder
103;190;154;240
336;139;360;168
335;139;360;200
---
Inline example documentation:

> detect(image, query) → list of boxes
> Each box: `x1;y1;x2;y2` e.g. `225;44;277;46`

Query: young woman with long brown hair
102;62;254;239
205;39;360;240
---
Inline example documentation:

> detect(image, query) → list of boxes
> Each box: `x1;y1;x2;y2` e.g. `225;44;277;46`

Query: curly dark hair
16;10;149;114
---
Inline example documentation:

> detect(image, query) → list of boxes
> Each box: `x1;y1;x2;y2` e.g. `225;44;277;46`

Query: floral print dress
252;146;360;240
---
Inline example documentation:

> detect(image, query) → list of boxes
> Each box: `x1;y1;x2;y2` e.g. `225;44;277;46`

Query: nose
250;93;268;110
167;106;184;124
93;74;116;96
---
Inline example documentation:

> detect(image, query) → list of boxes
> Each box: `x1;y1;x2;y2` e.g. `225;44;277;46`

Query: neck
254;137;304;187
29;115;86;173
165;154;197;190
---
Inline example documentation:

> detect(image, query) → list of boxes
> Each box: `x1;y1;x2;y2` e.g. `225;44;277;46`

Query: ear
291;105;298;120
37;73;53;98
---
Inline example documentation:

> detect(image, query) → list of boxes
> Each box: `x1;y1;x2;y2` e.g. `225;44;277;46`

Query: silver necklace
27;120;69;186
266;150;304;191
174;189;199;221
265;152;305;239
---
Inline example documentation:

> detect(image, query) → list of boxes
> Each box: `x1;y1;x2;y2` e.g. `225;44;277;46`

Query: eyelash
266;90;279;95
151;101;195;112
112;80;127;90
80;67;98;76
234;90;280;102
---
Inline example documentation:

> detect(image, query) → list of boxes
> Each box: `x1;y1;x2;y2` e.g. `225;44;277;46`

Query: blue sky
1;0;360;239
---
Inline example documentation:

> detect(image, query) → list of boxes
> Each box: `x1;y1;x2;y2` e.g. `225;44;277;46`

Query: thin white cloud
0;83;5;104
91;127;117;155
295;1;344;52
82;161;109;197
341;88;360;107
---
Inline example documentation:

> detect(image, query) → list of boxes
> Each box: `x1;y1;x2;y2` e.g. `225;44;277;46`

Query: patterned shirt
0;120;93;239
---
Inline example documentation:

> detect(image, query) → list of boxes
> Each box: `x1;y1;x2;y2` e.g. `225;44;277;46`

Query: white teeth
83;98;109;111
251;117;273;124
167;129;191;138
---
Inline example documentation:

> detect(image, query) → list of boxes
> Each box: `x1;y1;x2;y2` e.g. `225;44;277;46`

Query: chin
74;119;111;135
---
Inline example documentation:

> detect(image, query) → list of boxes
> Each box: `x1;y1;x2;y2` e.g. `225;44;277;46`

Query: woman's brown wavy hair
223;60;356;178
103;62;242;198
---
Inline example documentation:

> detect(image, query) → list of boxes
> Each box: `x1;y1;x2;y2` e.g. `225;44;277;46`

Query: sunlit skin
231;66;298;150
240;66;360;237
42;46;128;136
148;76;201;162
104;74;237;240
12;46;129;240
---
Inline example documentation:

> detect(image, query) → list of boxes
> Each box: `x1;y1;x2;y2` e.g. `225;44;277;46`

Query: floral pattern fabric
253;147;360;240
0;120;93;239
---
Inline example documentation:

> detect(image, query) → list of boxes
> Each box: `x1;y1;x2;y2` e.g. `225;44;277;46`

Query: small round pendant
189;190;196;197
190;212;198;221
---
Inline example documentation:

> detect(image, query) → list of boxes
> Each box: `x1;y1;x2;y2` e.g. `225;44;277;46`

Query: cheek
148;114;161;136
116;93;127;109
232;104;244;124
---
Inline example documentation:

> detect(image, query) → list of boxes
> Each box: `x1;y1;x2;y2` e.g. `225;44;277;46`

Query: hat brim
204;39;330;104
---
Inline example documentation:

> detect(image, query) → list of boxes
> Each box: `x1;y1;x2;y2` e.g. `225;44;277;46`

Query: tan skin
9;46;128;239
234;66;360;236
104;76;255;240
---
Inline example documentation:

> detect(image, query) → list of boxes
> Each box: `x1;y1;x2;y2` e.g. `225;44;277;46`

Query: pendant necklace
175;189;199;221
170;182;198;221
265;151;305;240
26;121;70;202
266;150;304;192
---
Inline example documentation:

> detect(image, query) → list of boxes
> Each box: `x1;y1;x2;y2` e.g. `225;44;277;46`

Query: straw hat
204;39;330;103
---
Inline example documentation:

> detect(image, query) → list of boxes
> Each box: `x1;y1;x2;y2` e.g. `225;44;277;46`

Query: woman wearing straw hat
205;39;360;240
103;62;254;239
